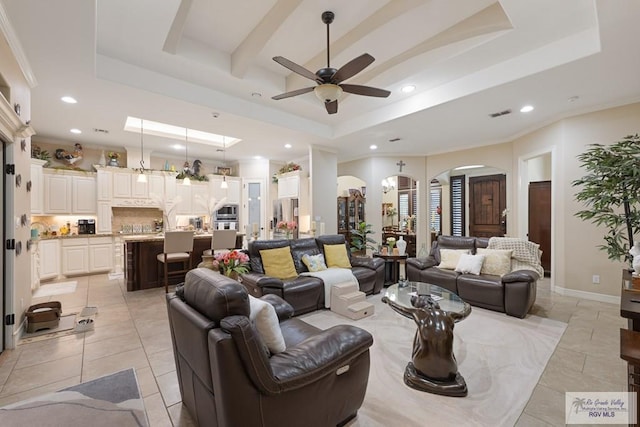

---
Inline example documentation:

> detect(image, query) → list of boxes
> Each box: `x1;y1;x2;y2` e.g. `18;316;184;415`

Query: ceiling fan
272;11;391;114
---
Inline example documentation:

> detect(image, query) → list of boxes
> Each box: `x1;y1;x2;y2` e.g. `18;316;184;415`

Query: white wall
309;146;338;234
527;153;552;182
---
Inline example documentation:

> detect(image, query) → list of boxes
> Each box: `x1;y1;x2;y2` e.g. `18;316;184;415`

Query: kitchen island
123;233;243;291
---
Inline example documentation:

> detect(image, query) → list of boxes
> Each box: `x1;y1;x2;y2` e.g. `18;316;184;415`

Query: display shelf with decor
338;190;365;247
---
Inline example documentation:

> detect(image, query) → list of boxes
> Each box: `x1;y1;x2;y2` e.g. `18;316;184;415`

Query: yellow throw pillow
477;248;513;276
260;247;297;279
323;244;352;268
438;249;470;270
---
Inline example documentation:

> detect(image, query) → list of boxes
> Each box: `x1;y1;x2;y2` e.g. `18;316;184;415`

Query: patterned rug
0;368;148;426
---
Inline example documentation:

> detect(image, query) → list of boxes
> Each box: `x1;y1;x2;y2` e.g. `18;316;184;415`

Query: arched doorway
381;175;417;256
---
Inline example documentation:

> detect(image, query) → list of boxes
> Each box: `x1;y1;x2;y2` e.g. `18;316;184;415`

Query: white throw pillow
477;248;513;276
455;254;485;275
437;249;470;270
248;295;286;354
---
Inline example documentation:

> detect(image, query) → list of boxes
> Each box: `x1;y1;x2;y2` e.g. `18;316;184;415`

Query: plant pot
198;255;217;270
108;158;119;167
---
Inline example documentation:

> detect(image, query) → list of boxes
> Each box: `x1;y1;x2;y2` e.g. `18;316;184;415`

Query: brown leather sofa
241;235;385;315
406;236;538;318
167;268;374;427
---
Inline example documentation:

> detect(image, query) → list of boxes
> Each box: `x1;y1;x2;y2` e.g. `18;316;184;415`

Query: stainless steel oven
215;204;238;221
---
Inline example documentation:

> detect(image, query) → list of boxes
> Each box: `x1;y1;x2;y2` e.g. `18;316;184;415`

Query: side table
373;253;408;285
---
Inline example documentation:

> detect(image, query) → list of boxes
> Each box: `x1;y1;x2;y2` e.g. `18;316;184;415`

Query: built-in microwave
215;204;238;221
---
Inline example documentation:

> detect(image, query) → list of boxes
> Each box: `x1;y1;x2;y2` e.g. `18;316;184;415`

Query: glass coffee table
383;281;471;397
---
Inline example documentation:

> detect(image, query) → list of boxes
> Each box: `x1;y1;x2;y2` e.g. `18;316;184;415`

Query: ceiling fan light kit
272;10;390;114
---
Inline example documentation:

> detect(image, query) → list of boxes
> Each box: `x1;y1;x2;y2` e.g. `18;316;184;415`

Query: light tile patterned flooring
0;274;628;426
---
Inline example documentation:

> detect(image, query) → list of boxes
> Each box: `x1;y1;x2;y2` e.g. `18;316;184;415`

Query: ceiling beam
231;0;303;78
163;0;194;54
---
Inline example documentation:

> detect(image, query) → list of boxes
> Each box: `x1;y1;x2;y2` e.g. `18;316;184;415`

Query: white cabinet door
62;245;89;276
113;172;132;198
131;176;148;198
30;162;44;214
148;175;164;199
39;239;60;280
72;176;97;214
191;182;209;215
89;244;113;272
210;177;225;201
97;201;112;233
44;174;72;213
226;178;241;204
96;169;112;201
176;183;191;214
165;175;177;200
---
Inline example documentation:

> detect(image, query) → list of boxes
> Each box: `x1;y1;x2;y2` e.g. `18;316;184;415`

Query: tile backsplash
112;207;163;233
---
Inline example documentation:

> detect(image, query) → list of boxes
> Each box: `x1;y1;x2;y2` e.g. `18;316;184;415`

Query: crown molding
0;2;37;88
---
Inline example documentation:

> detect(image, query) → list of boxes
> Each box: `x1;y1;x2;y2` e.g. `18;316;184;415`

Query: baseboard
554;285;619;304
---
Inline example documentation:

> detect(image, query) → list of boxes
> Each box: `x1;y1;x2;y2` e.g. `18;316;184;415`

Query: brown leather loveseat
167;268;374;427
241;234;385;315
406;236;539;318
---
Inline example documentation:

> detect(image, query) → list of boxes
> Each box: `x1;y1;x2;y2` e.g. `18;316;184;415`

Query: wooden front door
469;174;506;238
528;181;551;275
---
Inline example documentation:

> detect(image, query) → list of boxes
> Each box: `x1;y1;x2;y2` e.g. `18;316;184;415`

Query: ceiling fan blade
340;84;391;98
272;86;315;100
273;56;319;82
325;100;338;114
332;53;375;84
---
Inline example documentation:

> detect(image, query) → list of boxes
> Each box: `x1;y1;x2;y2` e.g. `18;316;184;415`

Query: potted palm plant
573;134;640;264
350;221;377;255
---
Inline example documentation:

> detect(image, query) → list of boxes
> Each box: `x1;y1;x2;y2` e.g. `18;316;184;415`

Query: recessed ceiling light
253;155;262;159
370;144;378;150
61;96;77;104
70;128;81;134
284;143;292;149
520;105;534;113
172;144;184;150
401;85;415;93
454;164;484;170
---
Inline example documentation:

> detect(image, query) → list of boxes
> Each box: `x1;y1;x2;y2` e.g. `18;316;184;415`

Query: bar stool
157;231;194;293
203;229;237;257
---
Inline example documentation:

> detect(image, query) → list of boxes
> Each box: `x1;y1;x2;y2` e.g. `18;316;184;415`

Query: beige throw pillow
477;248;513;276
437;249;470;270
248;295;286;354
455;254;485;275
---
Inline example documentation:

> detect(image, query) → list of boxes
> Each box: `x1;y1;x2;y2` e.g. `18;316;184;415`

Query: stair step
348;301;373;312
332;282;359;295
338;292;366;304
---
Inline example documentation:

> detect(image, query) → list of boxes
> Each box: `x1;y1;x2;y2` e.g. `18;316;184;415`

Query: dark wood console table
374;253;408;286
620;269;640;425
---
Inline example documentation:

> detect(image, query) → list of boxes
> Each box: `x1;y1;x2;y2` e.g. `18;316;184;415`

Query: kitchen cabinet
97;201;112;234
96;169;112;201
148;174;164;198
277;172;301;199
113;172;132;198
44;173;72;214
62;238;90;276
30;159;47;214
131;176;148;198
176;181;209;215
43;171;97;214
89;237;113;272
210;176;241;204
39;239;60;281
72;176;97;214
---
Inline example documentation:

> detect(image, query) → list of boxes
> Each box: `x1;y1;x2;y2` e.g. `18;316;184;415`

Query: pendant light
220;136;228;189
137;119;147;183
183;127;191;186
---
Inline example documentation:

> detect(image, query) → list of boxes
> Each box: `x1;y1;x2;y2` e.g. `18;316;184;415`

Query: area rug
19;314;77;343
32;281;77;298
0;368;148;427
301;296;567;427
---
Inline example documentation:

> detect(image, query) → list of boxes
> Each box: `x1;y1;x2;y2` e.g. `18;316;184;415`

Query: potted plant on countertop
573;134;640;265
350;221;377;256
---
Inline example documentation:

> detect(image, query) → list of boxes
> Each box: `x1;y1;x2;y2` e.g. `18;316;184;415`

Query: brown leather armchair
167;268;374;427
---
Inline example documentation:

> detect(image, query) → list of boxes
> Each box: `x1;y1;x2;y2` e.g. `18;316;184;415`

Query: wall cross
397;160;406;172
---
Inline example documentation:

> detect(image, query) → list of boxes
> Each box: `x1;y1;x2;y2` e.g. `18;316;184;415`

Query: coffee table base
403;362;468;397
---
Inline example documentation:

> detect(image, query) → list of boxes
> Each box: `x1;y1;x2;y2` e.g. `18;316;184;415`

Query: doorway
528;181;551;276
468;174;506;237
243;179;265;242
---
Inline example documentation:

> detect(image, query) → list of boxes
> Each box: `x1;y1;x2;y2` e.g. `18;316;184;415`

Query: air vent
489;109;512;118
389;137;401;142
93;128;109;134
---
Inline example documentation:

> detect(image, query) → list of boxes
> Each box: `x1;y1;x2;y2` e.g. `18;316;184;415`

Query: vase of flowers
107;152;120;167
214;250;249;280
386;236;397;254
277;220;297;239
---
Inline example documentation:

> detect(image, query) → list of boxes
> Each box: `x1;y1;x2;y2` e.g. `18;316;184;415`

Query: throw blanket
488;237;544;277
301;268;359;308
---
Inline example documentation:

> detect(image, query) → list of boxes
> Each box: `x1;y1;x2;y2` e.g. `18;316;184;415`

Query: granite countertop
121;233;214;242
37;233;116;240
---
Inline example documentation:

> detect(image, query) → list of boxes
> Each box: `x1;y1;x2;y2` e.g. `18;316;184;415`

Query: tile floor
0;274;628;426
